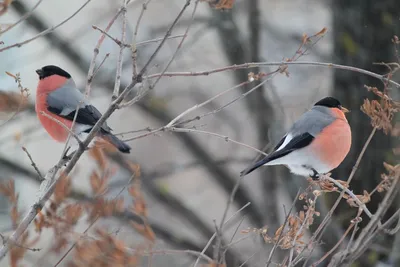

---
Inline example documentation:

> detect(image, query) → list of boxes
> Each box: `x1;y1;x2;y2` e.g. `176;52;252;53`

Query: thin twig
128;248;214;263
166;81;250;127
111;0;128;101
86;9;123;97
0;0;92;53
21;147;44;182
145;61;400;88
131;0;152;79
92;53;110;77
92;25;125;47
324;176;373;218
311;222;355;267
337;209;363;264
343;172;400;265
169;127;268;156
149;0;199;90
39;111;83;148
119;0;192;109
136;34;185;46
0;233;41;252
0;0;43;34
266;189;302;267
193;202;251;267
288;194;318;266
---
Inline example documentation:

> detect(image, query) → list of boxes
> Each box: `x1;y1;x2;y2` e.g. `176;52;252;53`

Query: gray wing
46;79;111;131
288;106;335;137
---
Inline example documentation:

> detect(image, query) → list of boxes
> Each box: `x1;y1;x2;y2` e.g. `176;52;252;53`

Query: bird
35;65;131;154
240;97;351;179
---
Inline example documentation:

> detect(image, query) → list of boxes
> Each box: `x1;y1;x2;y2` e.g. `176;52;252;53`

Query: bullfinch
240;97;351;178
35;65;131;154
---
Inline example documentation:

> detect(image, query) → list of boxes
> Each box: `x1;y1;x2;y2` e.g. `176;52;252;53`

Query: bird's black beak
36;69;43;79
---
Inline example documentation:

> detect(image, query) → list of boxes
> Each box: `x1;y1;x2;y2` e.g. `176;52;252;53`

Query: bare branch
149;0;200;90
21;146;44;182
145;61;400;88
193;202;251;267
111;0;128;101
131;0;152;79
0;0;43;34
0;0;92;53
169;127;268;156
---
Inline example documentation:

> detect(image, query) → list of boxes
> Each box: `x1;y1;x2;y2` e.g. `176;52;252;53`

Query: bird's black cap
36;65;71;80
314;97;342;109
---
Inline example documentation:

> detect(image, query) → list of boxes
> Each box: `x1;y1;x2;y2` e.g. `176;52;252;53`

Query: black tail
102;133;131;153
240;157;270;177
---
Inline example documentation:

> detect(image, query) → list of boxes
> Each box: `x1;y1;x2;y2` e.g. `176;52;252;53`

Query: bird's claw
310;168;320;181
62;147;71;161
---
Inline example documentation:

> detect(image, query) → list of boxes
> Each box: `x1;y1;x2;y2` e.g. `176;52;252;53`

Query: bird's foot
310;168;320;181
62;147;71;161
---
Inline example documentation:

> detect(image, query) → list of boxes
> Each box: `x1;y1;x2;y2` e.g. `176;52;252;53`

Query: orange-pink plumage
35;65;131;153
240;97;351;178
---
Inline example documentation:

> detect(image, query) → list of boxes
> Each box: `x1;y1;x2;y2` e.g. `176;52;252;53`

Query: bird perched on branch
35;65;131;154
240;97;351;179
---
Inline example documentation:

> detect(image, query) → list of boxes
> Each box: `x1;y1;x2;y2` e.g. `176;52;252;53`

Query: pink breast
310;119;352;169
36;93;73;143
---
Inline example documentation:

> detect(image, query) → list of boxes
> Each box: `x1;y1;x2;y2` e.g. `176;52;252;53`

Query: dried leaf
54;174;71;204
63;204;83;225
88;145;107;171
204;0;235;9
383;162;395;172
125;160;141;178
131;222;156;242
315;27;328;36
0;180;19;228
90;170;109;196
0;90;28;113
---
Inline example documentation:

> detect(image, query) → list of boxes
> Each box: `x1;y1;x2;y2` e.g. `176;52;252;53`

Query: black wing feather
240;133;314;176
47;105;102;127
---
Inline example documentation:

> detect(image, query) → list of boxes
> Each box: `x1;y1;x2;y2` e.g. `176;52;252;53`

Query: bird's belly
309;119;351;170
36;107;91;143
37;109;72;142
272;148;332;175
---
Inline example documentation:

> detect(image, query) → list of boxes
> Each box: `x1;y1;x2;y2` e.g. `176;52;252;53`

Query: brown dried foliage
0;0;13;16
242;194;320;253
54;174;72;205
201;0;235;10
343;190;371;208
9;232;40;267
375;162;400;193
89;145;108;172
86;197;125;221
70;228;140;267
0;181;39;266
1;72;30;112
0;91;28;113
131;222;156;243
0;180;19;228
361;86;399;134
308;176;349;193
204;263;226;267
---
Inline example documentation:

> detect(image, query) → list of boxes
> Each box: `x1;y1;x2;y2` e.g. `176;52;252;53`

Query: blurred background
0;0;399;266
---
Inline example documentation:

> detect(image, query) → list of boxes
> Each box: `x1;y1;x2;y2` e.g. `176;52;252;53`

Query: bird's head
314;97;350;120
36;65;72;94
36;65;71;80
